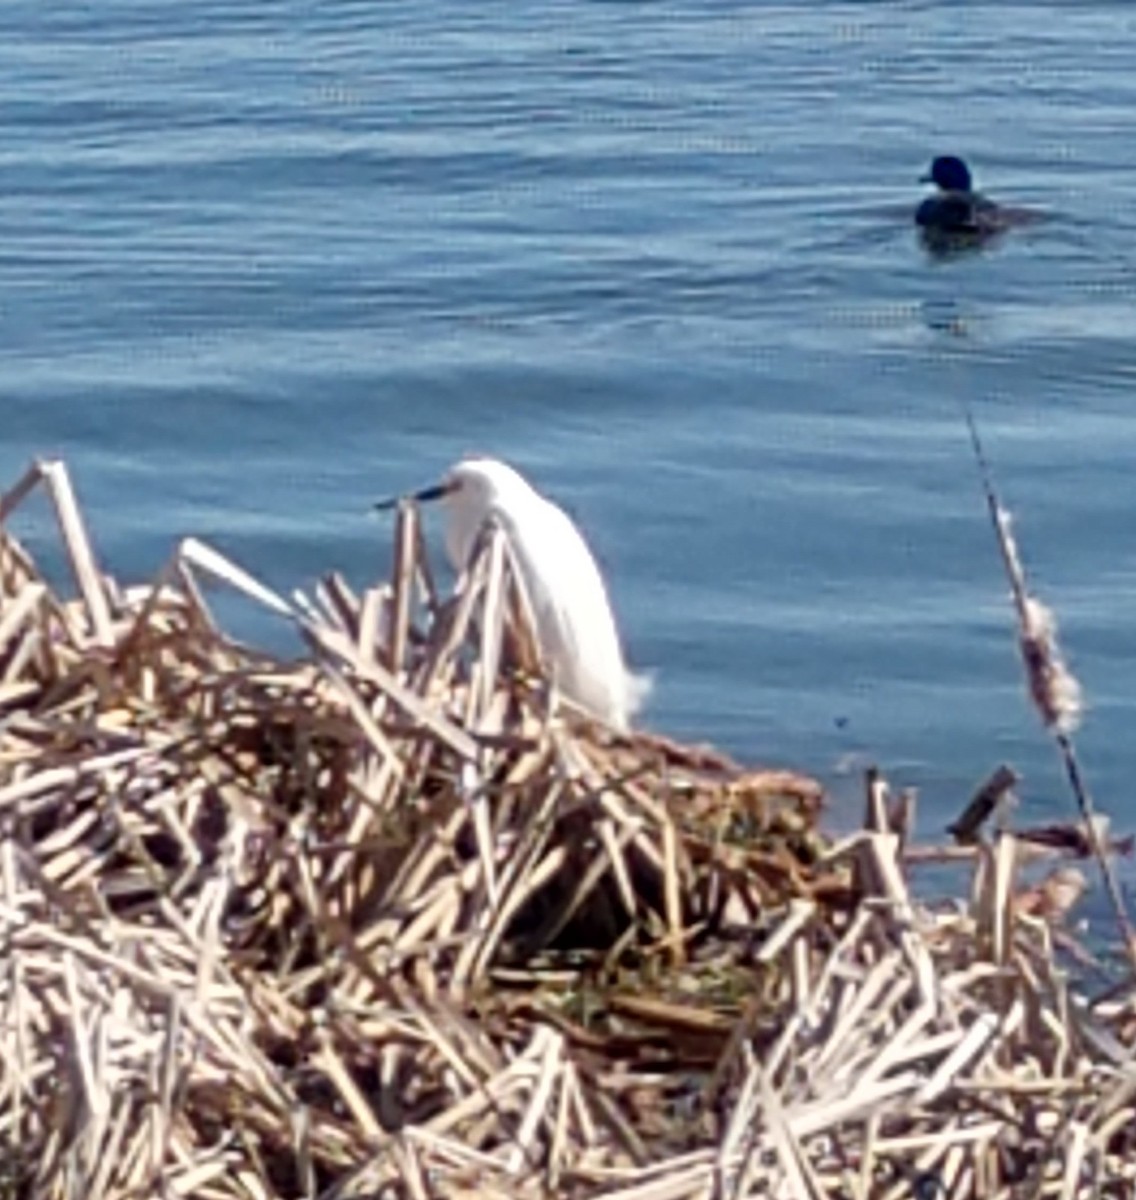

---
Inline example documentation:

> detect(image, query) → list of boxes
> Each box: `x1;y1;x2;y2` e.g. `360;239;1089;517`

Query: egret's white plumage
416;458;646;731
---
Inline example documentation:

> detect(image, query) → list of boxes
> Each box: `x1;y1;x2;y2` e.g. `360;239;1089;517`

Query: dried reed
0;459;1131;1199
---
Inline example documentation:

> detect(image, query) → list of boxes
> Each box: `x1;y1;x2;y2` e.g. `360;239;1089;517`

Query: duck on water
915;155;1041;246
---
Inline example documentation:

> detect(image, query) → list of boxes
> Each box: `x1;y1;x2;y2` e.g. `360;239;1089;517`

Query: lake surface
4;2;1136;910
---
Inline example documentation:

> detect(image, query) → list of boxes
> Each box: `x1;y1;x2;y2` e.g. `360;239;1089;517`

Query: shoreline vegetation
0;459;1134;1198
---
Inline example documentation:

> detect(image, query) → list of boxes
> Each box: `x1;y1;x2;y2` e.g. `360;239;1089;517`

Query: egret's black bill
373;481;454;512
919;172;933;183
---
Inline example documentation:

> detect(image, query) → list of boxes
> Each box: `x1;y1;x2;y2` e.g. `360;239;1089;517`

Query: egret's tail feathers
625;669;654;721
577;670;651;734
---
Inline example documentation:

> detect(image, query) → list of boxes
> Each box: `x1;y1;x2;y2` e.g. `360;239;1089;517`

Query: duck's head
921;155;973;192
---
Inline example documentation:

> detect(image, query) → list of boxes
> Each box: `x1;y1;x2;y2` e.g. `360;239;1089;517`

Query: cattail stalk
963;406;1136;973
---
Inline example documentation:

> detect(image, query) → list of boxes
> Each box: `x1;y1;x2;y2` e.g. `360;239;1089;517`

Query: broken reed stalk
962;404;1136;973
948;764;1018;845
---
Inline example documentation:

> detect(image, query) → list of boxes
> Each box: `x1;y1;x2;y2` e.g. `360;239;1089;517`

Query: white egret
377;457;648;731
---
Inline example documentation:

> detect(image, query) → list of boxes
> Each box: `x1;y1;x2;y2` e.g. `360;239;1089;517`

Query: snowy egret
376;457;648;731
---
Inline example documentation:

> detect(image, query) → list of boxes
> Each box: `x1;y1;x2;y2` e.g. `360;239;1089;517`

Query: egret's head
443;458;534;515
375;458;531;512
921;155;973;193
375;457;537;571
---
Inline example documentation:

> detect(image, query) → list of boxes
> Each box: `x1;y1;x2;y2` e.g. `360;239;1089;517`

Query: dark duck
915;155;1003;238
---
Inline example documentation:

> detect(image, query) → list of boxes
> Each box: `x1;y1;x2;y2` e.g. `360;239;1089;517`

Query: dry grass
0;459;1132;1199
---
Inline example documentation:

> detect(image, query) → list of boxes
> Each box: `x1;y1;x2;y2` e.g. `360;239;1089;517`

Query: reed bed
0;459;1132;1199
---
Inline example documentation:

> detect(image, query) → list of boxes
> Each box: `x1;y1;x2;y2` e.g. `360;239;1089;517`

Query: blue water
4;2;1136;898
